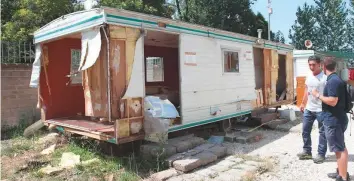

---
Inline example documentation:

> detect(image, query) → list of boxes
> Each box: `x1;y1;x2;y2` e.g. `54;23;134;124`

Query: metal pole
29;42;32;63
7;42;10;63
268;13;271;41
19;42;21;63
101;25;112;123
24;42;26;63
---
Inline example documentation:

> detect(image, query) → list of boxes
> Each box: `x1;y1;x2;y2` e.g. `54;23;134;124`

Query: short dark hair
308;55;321;64
323;56;337;71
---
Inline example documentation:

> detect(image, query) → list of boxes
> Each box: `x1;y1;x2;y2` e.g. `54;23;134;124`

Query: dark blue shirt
322;73;346;118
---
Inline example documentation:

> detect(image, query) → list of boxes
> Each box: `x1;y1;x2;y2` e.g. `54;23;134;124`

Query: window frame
221;48;241;74
70;49;82;85
146;56;165;83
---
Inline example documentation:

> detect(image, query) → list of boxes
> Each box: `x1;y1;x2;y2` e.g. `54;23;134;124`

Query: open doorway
276;54;287;101
143;30;181;117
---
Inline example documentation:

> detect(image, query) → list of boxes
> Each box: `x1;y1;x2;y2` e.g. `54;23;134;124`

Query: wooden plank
63;127;114;141
263;49;271;105
286;52;294;102
270;49;279;104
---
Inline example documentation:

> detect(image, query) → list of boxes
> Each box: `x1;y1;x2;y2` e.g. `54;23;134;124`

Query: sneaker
327;168;338;179
297;152;312;160
335;175;350;181
313;155;325;164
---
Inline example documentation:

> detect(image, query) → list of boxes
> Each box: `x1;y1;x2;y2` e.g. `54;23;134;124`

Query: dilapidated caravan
30;7;294;144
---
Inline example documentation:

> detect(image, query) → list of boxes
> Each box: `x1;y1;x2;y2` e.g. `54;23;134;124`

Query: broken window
223;51;239;73
146;57;164;82
70;49;82;84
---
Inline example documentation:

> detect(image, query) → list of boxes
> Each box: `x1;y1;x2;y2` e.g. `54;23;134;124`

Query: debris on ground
40;144;56;155
38;165;64;175
59;152;81;168
37;133;59;145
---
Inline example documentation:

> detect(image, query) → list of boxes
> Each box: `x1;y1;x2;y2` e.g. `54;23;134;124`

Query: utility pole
268;0;273;40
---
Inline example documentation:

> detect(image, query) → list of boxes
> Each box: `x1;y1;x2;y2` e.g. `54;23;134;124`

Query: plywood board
286;52;294;102
270;49;279;104
263;49;271;105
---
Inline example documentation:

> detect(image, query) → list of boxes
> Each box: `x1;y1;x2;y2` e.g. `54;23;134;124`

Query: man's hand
300;103;305;113
311;89;320;98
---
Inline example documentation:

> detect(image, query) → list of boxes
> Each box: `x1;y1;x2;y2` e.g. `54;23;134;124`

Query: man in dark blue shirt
311;57;350;181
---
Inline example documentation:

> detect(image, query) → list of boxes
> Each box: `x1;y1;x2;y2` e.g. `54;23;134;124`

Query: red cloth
349;69;354;80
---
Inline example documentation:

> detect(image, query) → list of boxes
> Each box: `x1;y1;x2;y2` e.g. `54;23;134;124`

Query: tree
289;3;319;50
173;0;271;39
1;0;83;42
271;30;285;43
97;0;174;18
314;0;349;51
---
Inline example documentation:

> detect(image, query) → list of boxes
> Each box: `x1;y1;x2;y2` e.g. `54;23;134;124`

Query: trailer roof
33;7;293;51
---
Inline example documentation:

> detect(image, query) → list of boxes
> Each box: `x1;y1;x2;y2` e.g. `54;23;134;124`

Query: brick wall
1;64;39;128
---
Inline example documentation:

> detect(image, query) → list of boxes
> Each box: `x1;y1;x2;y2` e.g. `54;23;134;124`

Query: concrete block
194;151;218;166
150;168;179;181
205;146;227;158
173;156;201;172
166;149;203;167
173;152;217;172
169;141;193;153
279;109;296;121
188;137;205;147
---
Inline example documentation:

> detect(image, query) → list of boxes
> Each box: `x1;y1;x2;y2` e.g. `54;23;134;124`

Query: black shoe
332;172;350;181
327;168;338;179
313;155;325;164
297;152;312;160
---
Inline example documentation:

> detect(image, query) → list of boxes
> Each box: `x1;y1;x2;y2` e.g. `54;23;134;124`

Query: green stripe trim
167;24;208;35
294;53;314;56
210;32;254;44
107;19;141;28
107;14;157;25
168;110;251;132
35;15;104;40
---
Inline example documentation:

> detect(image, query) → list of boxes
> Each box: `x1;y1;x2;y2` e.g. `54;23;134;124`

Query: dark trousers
302;109;327;156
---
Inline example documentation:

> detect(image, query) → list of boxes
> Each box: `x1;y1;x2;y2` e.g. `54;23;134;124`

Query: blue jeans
302;109;327;156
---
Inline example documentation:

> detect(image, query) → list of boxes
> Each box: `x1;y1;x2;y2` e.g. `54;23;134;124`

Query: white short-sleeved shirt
305;71;327;112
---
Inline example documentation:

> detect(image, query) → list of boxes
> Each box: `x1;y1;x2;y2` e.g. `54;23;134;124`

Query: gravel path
224;113;354;181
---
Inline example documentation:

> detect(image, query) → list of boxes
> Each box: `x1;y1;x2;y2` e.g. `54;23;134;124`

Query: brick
188;137;205;147
195;151;218;166
169;141;193;153
166;149;204;167
173;152;217;172
173;156;201;172
150;168;180;181
205;145;227;158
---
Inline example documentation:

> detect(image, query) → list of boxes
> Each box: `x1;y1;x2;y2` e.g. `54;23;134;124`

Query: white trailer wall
178;33;256;127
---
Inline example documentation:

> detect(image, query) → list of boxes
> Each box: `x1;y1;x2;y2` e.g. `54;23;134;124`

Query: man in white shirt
297;56;327;164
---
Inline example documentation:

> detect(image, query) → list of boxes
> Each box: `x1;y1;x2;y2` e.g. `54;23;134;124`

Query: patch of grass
257;160;274;174
1;137;36;157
